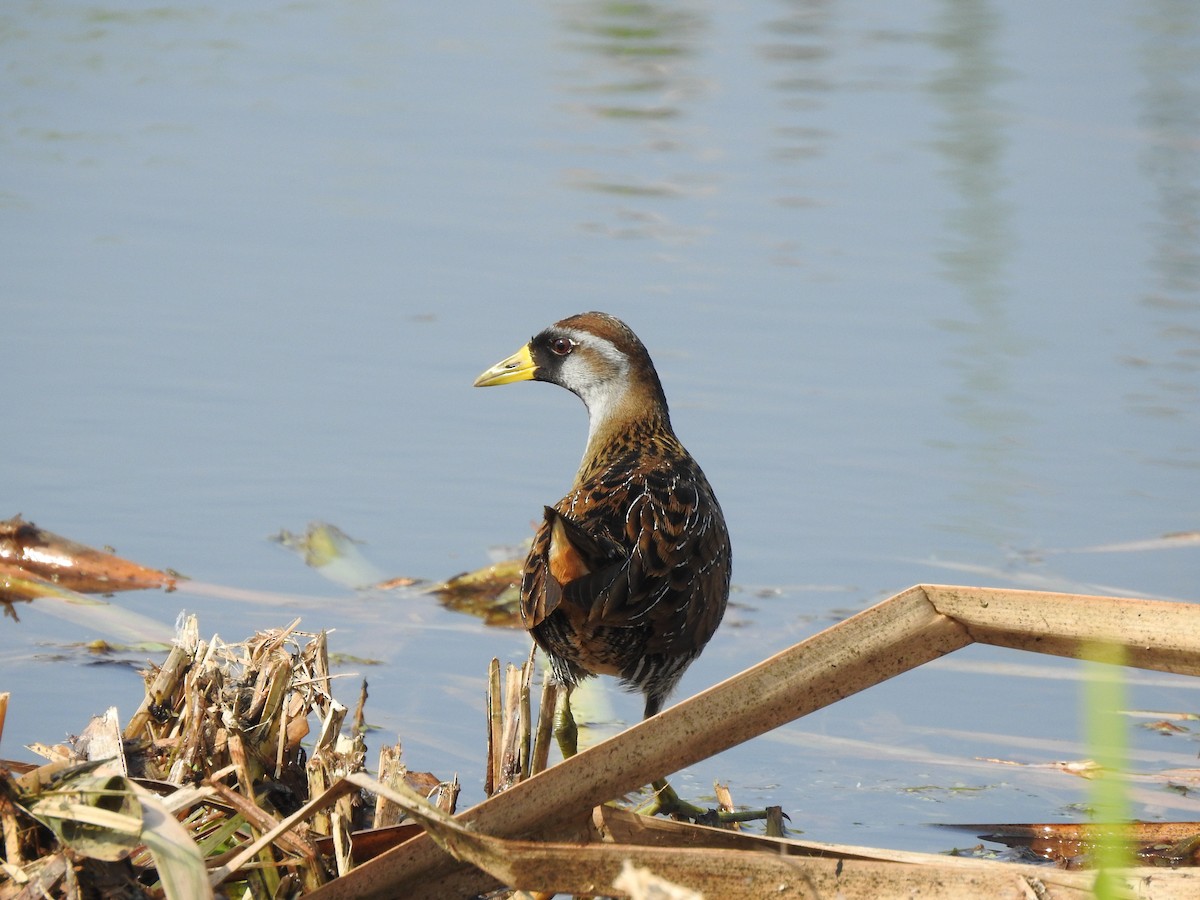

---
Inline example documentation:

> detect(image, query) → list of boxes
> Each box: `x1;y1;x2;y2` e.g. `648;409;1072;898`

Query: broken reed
485;645;555;795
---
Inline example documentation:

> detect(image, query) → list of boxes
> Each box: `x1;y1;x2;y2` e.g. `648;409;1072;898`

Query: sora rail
474;311;731;721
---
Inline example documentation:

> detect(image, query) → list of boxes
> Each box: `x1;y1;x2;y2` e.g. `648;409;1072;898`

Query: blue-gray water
4;0;1199;853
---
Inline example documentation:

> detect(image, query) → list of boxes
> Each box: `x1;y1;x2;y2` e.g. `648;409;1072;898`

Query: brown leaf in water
376;575;420;589
429;558;524;627
956;821;1200;867
0;514;178;603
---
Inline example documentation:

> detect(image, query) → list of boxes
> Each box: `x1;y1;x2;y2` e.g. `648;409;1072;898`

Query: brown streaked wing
650;498;730;657
522;506;625;629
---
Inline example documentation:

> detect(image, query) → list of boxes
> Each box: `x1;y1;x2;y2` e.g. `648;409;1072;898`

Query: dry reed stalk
373;742;406;829
1;794;23;869
485;658;502;796
497;664;523;792
518;645;534;780
431;776;460;815
485;652;539;797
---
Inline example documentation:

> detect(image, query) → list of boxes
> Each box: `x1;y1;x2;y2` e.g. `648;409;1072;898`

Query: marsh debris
0;616;449;897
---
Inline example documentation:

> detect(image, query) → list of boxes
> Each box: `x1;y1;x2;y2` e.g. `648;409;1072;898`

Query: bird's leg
634;696;710;819
637;698;776;825
642;778;716;822
639;778;780;826
636;695;711;819
553;682;579;760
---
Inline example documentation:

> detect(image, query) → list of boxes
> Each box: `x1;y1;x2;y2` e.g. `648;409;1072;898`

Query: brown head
474;311;673;455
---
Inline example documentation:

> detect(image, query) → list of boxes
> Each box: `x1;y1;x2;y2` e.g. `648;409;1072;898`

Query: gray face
551;327;631;422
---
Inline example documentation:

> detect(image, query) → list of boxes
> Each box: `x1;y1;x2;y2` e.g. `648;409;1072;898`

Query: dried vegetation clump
0;616;457;898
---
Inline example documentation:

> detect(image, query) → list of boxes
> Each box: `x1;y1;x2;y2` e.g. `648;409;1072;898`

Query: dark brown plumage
474;311;731;719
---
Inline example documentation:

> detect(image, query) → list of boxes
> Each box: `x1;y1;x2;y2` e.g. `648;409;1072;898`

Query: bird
474;311;731;730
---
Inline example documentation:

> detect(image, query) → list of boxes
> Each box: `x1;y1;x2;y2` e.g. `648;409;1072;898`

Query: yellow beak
473;343;537;387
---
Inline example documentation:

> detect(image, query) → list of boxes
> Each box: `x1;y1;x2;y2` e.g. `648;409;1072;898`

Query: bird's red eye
550;337;575;356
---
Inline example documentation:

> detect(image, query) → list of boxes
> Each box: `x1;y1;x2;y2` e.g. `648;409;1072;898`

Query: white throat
558;329;631;456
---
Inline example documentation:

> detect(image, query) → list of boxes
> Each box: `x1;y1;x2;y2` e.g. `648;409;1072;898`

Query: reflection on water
560;1;706;118
1135;0;1200;426
555;1;717;240
761;0;832;218
929;0;1025;544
